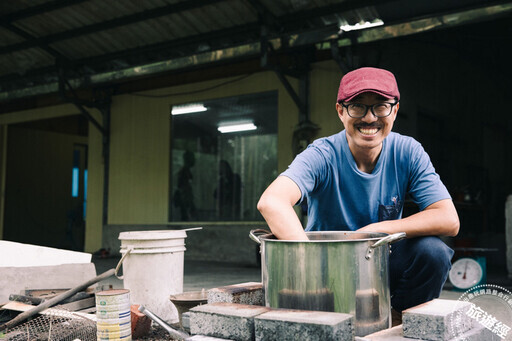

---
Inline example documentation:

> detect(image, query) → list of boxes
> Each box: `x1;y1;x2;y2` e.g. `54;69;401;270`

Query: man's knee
390;237;454;311
412;236;454;273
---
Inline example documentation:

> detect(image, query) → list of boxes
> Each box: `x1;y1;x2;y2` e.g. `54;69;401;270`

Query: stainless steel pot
249;229;406;337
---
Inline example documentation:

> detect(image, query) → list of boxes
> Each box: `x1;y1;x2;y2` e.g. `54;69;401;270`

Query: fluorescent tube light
339;19;384;32
171;104;207;115
218;123;257;133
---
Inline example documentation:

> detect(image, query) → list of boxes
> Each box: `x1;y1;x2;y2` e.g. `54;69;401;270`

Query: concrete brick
402;299;473;341
208;282;264;306
190;302;270;341
254;309;354;341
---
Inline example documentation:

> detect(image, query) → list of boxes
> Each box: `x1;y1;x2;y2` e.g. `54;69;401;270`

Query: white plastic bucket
117;230;187;324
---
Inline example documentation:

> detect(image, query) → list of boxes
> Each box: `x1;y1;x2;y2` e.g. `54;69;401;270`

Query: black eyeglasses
339;100;398;118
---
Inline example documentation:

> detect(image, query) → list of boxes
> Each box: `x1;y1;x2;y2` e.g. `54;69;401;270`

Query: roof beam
0;0;509;93
0;22;260;87
1;0;88;23
245;0;280;30
278;0;392;27
0;0;226;56
75;22;261;67
0;22;66;61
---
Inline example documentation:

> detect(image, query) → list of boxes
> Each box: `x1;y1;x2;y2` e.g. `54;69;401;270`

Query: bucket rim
118;230;187;240
119;246;186;254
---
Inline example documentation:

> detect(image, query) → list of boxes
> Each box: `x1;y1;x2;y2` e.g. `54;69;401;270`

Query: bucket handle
249;229;272;244
365;232;406;260
114;246;133;280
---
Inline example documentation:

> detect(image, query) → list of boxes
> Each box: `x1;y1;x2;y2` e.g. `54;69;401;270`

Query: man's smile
356;125;381;136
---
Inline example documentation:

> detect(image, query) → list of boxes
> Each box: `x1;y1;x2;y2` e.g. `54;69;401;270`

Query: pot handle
249;229;272;244
370;232;406;249
365;232;406;260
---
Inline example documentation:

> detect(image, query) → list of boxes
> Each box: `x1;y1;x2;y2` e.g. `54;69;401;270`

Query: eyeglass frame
338;99;399;118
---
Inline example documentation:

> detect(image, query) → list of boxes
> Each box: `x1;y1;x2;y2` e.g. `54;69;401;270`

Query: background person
214;160;242;220
173;150;196;221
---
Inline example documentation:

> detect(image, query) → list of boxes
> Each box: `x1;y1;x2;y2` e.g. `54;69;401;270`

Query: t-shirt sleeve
407;143;451;210
280;144;328;205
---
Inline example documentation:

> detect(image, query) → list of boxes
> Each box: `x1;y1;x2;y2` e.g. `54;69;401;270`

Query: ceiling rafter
0;1;386;80
0;22;66;61
278;0;392;28
245;0;280;31
0;0;226;56
0;0;509;99
1;0;88;23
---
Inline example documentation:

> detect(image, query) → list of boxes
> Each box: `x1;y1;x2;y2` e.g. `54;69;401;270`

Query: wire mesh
1;307;96;341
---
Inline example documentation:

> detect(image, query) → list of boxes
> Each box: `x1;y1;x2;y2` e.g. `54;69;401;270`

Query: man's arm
358;198;459;237
257;176;309;240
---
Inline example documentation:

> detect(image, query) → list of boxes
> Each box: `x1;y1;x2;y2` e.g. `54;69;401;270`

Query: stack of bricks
356;299;498;341
189;302;354;341
182;282;264;333
186;282;354;341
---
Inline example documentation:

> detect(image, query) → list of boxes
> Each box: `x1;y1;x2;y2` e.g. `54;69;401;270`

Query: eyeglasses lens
347;103;392;118
373;103;392;117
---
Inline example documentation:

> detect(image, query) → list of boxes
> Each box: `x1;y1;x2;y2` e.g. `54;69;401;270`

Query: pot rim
259;230;390;243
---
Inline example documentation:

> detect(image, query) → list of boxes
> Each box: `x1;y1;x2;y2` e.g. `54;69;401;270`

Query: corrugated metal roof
0;0;510;102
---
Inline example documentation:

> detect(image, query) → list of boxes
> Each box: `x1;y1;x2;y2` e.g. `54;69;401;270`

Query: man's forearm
257;176;308;240
358;199;460;238
258;199;308;240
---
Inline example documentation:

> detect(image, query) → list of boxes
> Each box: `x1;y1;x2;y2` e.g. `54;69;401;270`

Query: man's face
336;92;398;153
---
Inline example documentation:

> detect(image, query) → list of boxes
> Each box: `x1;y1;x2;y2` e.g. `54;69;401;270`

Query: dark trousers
389;236;454;312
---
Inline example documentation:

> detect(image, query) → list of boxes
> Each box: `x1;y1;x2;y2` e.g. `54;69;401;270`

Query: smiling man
257;67;459;318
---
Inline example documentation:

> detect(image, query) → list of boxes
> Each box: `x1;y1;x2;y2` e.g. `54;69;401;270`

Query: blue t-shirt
281;130;451;231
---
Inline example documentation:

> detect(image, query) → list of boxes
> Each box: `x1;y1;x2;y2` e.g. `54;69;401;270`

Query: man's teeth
358;128;379;135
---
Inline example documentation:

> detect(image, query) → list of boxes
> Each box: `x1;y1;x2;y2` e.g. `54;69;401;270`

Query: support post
100;102;111;226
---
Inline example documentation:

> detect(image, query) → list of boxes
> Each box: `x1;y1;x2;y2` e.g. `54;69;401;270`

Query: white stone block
0;263;97;303
0;240;91;267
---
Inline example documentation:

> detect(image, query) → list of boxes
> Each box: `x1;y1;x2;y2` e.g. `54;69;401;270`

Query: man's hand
257;176;309;240
357;199;459;237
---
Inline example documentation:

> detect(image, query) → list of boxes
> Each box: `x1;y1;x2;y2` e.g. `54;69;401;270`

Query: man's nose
361;109;378;122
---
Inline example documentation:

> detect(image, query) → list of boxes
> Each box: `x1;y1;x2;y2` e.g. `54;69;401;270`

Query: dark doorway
3;115;88;251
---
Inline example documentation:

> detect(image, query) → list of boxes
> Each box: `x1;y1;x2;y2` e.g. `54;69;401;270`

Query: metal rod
182;227;203;232
138;305;190;340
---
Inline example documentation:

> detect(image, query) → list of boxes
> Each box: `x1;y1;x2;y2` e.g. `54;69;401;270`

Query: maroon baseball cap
337;67;400;102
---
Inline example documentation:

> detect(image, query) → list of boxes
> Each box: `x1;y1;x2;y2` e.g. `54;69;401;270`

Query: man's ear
336;102;343;119
392;102;399;121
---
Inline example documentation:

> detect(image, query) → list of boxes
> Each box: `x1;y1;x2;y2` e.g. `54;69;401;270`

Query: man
257;67;459;314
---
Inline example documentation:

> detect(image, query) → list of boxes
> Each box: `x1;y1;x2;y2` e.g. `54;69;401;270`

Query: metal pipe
138;305;190;340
